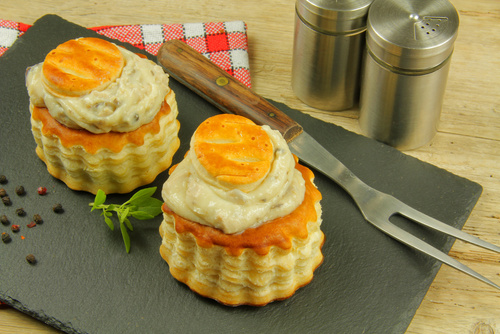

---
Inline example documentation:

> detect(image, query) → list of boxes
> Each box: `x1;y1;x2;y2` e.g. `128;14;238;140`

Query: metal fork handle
289;131;373;201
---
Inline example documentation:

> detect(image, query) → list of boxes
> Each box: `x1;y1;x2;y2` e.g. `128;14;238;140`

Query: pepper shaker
292;0;373;111
359;0;459;150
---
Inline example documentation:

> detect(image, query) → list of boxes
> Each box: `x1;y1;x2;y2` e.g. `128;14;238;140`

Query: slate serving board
0;15;483;334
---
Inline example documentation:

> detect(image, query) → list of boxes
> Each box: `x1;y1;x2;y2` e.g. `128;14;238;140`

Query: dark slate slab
0;15;482;334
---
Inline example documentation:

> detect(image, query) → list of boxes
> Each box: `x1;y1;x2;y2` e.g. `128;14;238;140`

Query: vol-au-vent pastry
25;37;180;194
160;114;324;306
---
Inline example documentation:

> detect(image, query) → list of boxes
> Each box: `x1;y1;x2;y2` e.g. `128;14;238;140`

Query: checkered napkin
0;19;251;87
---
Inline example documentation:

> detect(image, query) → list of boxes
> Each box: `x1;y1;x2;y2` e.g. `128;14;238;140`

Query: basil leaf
129;196;158;207
124;218;133;231
137;205;163;217
130;197;163;218
130;211;155;220
91;189;106;211
118;207;130;223
104;216;114;231
127;187;157;206
120;223;131;253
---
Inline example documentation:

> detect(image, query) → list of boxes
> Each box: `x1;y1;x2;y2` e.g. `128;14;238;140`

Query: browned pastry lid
42;37;125;97
193;114;274;187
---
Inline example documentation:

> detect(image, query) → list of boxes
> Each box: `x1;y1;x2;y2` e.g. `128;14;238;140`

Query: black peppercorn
33;214;43;225
0;214;9;225
0;188;6;197
0;175;7;184
15;186;25;196
1;232;11;243
26;254;37;264
2;196;11;206
52;203;64;213
15;208;26;216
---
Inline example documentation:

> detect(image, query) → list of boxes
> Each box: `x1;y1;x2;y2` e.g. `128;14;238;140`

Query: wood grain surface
1;0;499;333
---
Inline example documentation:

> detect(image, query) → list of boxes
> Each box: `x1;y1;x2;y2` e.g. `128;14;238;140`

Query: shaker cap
296;0;373;34
367;0;459;70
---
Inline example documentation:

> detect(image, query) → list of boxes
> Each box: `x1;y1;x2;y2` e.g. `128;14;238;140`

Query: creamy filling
162;126;306;234
26;46;170;134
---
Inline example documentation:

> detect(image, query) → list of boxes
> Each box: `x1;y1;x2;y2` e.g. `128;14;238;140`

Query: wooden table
2;0;499;333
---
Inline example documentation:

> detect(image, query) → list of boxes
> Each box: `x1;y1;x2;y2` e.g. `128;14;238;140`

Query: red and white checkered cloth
0;19;251;87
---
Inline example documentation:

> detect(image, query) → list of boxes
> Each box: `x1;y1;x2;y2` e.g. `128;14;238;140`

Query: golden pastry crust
42;37;125;97
30;90;180;194
159;162;324;306
193;114;274;188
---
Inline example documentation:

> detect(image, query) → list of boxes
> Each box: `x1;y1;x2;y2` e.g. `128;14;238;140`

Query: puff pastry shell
159;161;324;306
30;90;180;194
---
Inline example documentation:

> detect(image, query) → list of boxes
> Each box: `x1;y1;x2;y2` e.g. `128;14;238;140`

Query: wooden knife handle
157;39;303;142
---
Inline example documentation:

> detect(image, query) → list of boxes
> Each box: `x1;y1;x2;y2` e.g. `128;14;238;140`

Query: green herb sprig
90;187;163;253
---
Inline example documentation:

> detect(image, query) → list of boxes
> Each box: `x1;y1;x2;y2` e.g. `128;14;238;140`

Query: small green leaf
126;187;157;205
104;216;114;231
137;205;163;217
124;218;134;231
130;211;155;220
127;205;138;212
120;223;131;253
134;197;163;216
92;189;106;210
118;207;130;224
128;197;152;207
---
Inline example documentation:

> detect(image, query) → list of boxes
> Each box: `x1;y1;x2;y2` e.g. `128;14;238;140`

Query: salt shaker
359;0;459;150
292;0;373;111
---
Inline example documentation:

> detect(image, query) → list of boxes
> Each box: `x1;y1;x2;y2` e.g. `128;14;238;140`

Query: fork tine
396;201;500;253
370;218;500;290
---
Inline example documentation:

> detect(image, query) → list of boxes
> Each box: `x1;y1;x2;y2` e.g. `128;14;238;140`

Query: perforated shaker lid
296;0;374;34
367;0;459;70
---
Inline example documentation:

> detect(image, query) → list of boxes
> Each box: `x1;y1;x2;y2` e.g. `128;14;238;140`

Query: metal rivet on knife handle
216;77;229;87
157;40;303;142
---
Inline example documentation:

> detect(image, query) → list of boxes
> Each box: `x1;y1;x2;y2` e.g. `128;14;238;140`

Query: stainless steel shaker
292;0;373;111
359;0;459;150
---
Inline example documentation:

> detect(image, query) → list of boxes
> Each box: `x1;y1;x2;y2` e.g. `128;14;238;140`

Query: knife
157;40;500;289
